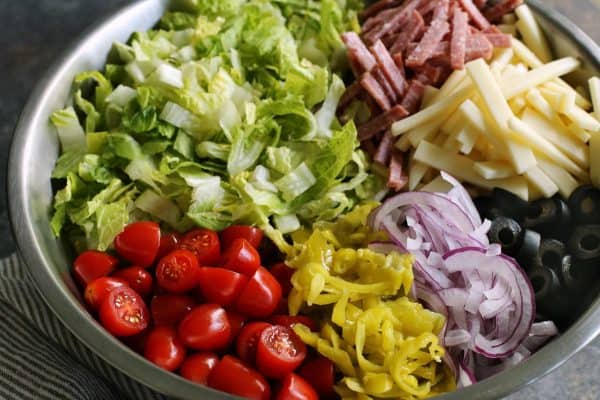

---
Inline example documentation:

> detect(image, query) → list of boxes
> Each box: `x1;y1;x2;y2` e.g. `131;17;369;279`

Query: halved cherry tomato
235;267;282;318
298;356;336;399
73;251;119;287
197;267;248;307
256;325;307;379
208;355;270;400
178;304;231;351
156;250;200;293
236;322;271;365
220;226;264;249
180;353;219;385
144;326;186;372
179;229;220;266
84;277;128;310
151;295;195;327
113;266;153;298
99;286;149;337
269;315;318;332
114;222;161;267
227;312;247;343
157;232;181;259
270;263;295;297
221;238;261;276
274;373;318;400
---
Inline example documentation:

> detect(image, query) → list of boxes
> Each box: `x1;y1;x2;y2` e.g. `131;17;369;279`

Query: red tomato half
113;266;153;298
235;267;282;318
269;315;318;332
208;355;270;400
220;225;264;249
270;263;295;297
144;326;186;372
236;322;271;365
157;232;181;259
178;304;231;351
256;325;307;379
151;295;195;327
73;251;119;287
156;250;200;293
221;238;261;276
179;229;220;266
180;353;219;385
298;356;336;399
197;267;248;307
275;373;318;400
99;286;149;337
114;222;161;267
84;277;128;310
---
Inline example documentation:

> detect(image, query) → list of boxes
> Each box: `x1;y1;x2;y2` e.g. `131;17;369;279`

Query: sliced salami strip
373;67;399;104
406;20;450;67
338;81;365;112
451;10;469;70
432;0;451;22
484;0;523;22
358;104;409;141
388;150;409;191
484;33;512;48
392;52;405;72
343;32;377;75
400;80;426;114
360;72;392;111
474;0;487;8
374;130;395;165
390;10;426;54
415;64;449;86
360;0;402;22
371;40;408;98
363;0;424;45
458;0;491;30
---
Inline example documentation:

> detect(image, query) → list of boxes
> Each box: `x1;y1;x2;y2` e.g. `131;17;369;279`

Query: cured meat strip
388;151;409;191
389;11;426;54
358;104;409;141
371;40;408;98
484;0;523;22
406;20;450;68
360;73;392;111
360;0;402;22
400;80;425;114
409;35;494;63
373;67;399;104
432;0;451;22
392;52;405;72
415;65;448;86
362;0;424;45
342;32;377;75
484;33;512;48
474;0;487;8
338;81;364;112
451;10;469;70
458;0;491;30
417;0;440;18
374;130;395;165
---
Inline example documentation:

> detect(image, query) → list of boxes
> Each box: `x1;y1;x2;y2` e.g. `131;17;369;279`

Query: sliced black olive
516;229;541;270
568;185;600;224
568;225;600;261
528;266;570;322
536;239;567;271
558;255;595;292
474;196;503;221
491;188;536;221
487;217;524;256
523;198;571;239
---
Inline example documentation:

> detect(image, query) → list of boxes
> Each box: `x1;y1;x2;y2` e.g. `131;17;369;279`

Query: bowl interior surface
8;0;600;399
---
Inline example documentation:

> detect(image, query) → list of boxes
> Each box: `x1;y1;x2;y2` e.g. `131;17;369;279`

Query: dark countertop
1;1;598;399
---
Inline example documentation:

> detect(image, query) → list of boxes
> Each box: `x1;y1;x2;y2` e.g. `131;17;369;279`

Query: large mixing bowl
8;0;600;399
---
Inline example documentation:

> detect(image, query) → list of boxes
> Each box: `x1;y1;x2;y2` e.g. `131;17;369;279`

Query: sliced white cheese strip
408;160;430;191
491;48;515;68
567;122;592;143
537;158;580;198
590;77;600;121
420;176;453;193
590;133;600;187
564;106;600;132
525;89;555;120
521;108;589;167
502;57;580;99
474;161;516;180
413;141;529;200
498;24;517;36
524;166;559;198
515;5;553;63
422;85;440;108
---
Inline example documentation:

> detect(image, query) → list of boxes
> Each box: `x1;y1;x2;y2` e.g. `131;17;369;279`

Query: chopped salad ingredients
49;0;600;398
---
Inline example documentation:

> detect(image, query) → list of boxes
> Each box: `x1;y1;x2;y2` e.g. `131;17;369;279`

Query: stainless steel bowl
8;1;600;399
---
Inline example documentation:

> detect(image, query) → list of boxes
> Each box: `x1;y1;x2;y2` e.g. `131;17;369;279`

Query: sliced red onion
445;329;472;347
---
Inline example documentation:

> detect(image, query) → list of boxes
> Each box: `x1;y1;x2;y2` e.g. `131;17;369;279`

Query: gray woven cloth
0;253;165;400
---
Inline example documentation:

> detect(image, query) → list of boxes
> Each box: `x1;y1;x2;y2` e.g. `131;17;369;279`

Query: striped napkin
0;254;164;400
